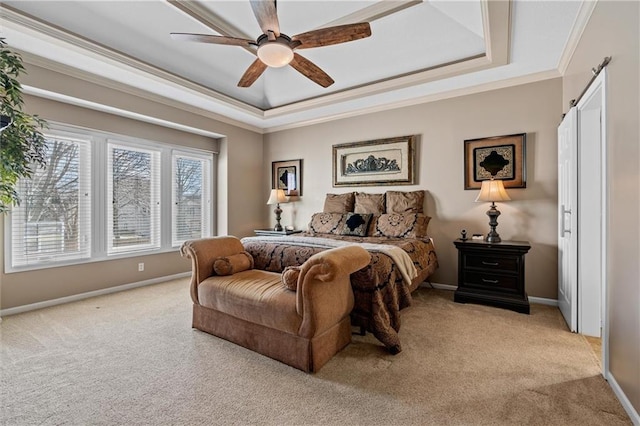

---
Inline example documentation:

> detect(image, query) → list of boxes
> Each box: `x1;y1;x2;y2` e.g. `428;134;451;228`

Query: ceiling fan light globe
257;42;293;68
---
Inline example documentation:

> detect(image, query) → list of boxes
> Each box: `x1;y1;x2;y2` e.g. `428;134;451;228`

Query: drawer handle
482;278;499;284
482;261;499;266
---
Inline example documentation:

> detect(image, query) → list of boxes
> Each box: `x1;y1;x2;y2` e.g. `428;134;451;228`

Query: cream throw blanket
241;235;418;286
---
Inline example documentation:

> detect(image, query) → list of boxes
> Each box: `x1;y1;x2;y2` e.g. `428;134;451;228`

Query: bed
241;190;439;354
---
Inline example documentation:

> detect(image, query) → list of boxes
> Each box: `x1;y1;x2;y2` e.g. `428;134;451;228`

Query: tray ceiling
0;1;584;132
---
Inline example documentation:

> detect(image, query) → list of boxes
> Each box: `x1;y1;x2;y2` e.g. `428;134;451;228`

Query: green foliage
0;37;48;213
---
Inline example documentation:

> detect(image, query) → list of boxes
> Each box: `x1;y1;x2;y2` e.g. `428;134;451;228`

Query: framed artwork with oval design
333;135;417;187
464;133;526;189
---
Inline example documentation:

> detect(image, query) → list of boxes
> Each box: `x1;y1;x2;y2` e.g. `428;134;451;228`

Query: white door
576;84;604;338
558;107;578;332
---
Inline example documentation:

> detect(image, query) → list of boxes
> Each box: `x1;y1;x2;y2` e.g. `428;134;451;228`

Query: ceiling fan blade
250;0;280;38
238;58;268;87
292;22;371;49
289;53;334;88
170;33;254;47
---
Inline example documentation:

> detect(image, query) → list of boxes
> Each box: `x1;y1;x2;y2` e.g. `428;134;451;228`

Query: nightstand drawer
464;271;519;293
464;254;519;272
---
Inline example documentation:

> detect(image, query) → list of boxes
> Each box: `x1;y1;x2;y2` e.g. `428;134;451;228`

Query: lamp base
485;233;502;243
485;202;502;243
273;204;283;232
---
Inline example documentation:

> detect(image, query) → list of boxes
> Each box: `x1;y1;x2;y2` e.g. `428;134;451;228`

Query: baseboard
528;296;558;307
421;281;457;291
0;272;191;318
606;371;640;424
421;282;559;307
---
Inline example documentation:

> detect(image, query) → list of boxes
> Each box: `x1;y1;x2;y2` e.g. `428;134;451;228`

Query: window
107;143;161;254
7;125;215;271
172;152;211;246
11;135;91;266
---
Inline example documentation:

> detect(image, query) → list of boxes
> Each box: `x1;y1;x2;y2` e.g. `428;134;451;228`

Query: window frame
171;150;212;247
4;123;216;273
8;132;93;268
106;141;162;255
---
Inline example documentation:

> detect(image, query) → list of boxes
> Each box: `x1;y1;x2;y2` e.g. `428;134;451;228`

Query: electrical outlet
138;262;144;272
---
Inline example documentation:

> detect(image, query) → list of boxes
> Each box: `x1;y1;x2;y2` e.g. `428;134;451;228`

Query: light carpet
0;278;630;425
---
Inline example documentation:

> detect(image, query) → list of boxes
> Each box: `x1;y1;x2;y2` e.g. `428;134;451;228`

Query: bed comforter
241;233;438;353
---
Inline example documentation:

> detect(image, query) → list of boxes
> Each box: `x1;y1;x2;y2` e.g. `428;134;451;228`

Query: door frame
575;68;608;374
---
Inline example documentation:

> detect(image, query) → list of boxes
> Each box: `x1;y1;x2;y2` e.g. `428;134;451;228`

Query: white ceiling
0;1;585;133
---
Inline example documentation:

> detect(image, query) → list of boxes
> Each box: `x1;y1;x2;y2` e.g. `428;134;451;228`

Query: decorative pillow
308;212;345;234
373;213;431;238
281;266;301;291
323;193;355;213
354;192;385;214
213;251;254;276
340;213;373;237
386;190;425;214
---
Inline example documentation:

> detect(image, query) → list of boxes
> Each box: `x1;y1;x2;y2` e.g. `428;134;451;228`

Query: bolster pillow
212;251;254;276
282;266;301;291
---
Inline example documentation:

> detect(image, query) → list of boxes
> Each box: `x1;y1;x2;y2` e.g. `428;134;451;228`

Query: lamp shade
475;179;511;202
267;189;288;205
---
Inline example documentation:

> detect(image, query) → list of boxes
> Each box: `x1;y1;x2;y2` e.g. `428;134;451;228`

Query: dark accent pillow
308;212;345;234
281;266;301;291
323;193;355;213
341;213;373;237
354;193;385;214
386;190;425;213
212;251;254;276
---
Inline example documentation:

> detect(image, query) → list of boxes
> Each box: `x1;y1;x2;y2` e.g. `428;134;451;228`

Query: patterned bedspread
241;233;438;353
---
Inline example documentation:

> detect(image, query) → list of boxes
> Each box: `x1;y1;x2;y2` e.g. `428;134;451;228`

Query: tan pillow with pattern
323;193;354;213
354;193;385;214
308;212;346;234
372;213;431;238
386;190;425;214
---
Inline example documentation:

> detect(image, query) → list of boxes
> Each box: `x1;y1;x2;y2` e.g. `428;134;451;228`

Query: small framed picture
272;159;302;196
463;133;526;189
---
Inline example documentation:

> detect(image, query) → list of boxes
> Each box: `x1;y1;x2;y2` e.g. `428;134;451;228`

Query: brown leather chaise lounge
180;236;371;372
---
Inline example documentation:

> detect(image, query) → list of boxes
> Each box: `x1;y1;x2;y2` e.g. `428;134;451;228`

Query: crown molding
1;0;512;131
20;52;264;134
557;0;598;75
0;5;264;118
263;69;561;134
482;0;510;65
321;0;423;27
263;0;510;118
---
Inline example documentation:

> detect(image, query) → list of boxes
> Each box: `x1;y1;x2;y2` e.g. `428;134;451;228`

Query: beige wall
264;78;562;299
0;65;264;310
563;0;640;415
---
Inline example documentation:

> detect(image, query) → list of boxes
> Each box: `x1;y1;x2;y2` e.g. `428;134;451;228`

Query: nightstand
254;229;302;236
453;239;531;314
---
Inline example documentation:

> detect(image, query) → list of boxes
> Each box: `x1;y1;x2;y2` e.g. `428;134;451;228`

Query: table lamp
267;189;288;231
475;178;511;243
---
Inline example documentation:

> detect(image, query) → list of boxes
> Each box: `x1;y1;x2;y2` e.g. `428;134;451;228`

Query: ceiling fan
170;0;372;88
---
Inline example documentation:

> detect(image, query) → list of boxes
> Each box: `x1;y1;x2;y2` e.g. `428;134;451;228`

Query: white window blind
7;124;216;272
107;142;161;254
11;135;91;267
171;152;212;246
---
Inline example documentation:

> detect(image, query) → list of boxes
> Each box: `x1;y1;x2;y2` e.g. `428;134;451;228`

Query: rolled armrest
180;236;244;304
297;245;371;338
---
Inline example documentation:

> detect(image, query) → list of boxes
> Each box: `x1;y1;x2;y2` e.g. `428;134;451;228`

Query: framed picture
464;133;526;189
333;135;417;187
272;159;302;196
